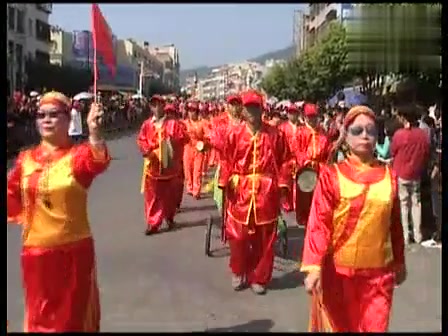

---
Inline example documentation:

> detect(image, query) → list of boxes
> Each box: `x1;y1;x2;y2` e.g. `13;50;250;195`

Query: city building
306;3;342;49
121;39;164;94
142;43;181;91
293;9;309;57
49;25;75;66
49;28;166;92
194;61;265;100
7;3;53;91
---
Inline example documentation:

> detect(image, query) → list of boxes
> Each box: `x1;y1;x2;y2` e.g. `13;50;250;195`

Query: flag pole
92;6;98;104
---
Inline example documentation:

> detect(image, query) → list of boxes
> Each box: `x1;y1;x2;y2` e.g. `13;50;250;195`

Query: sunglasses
36;111;65;119
348;125;377;137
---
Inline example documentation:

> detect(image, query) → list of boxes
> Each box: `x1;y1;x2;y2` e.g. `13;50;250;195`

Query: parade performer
183;101;209;199
301;105;406;332
218;91;290;294
266;108;283;127
207;104;219;169
207;95;243;212
166;103;186;210
138;95;187;234
7;92;110;332
295;103;332;227
278;103;302;212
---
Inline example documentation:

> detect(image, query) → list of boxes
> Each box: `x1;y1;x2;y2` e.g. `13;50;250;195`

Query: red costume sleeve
320;136;333;167
208;122;227;154
137;121;159;156
275;130;292;188
72;143;111;189
300;165;338;273
7;152;25;222
217;129;235;188
390;173;406;269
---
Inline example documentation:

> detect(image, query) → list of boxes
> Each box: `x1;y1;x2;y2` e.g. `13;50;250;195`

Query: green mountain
180;45;295;86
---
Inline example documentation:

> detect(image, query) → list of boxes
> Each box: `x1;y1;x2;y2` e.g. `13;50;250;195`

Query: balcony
36;4;52;14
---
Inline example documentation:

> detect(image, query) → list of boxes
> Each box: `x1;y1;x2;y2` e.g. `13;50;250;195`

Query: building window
35;50;50;64
16;9;25;34
15;43;23;72
28;18;33;36
8;41;14;59
8;6;15;30
35;20;51;42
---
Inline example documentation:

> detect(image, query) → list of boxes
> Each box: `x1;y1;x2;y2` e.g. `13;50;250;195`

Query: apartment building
305;3;342;49
49;25;75;66
194;61;265;100
7;3;52;90
142;43;181;90
293;9;309;57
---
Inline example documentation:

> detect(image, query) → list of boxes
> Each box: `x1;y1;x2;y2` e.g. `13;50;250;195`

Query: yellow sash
140;158;150;194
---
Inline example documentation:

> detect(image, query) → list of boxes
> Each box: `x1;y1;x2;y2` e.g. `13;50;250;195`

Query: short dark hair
396;104;420;124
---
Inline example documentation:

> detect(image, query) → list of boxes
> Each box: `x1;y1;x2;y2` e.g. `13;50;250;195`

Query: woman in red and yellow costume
7;92;111;332
301;105;406;332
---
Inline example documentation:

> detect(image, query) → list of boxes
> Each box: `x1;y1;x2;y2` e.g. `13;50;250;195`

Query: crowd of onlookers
379;103;441;247
7;91;150;157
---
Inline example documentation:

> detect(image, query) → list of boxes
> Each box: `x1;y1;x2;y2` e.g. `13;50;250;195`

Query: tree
260;63;289;100
261;21;351;102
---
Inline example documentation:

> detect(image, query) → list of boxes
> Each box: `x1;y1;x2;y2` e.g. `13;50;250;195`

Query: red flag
91;4;116;77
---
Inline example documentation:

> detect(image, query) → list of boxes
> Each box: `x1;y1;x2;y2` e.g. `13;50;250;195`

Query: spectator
68;101;84;142
391;104;431;246
375;117;391;161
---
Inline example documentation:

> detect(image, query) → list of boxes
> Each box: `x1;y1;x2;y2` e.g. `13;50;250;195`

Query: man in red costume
218;90;290;295
279;103;302;212
295;103;332;227
137;95;187;235
183;101;209;199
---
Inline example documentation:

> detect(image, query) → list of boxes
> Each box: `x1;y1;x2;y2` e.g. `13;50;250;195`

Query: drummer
279;103;302;213
137;95;188;235
295;103;333;227
183;101;209;199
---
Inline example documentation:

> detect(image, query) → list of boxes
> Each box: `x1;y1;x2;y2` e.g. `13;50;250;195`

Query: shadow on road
205;319;275;332
168;215;221;233
277;226;305;262
269;270;304;291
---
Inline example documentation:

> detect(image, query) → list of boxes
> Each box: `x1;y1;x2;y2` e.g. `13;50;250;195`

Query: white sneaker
421;239;442;249
250;283;266;295
232;275;245;291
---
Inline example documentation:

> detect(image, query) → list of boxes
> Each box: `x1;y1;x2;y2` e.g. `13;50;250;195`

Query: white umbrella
132;94;143;99
30;91;39;97
74;92;94;101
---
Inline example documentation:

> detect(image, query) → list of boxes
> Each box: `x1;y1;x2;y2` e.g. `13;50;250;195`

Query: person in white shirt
69;101;84;142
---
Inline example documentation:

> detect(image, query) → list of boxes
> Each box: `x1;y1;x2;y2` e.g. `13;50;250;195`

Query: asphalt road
7;134;442;332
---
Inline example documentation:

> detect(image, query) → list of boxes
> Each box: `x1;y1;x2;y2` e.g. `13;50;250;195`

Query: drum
196;140;205;152
160;138;174;169
297;167;318;193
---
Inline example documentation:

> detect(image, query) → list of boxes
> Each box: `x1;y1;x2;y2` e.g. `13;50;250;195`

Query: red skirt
21;237;100;332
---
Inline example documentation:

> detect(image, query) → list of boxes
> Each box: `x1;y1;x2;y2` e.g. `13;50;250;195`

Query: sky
50;4;305;70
